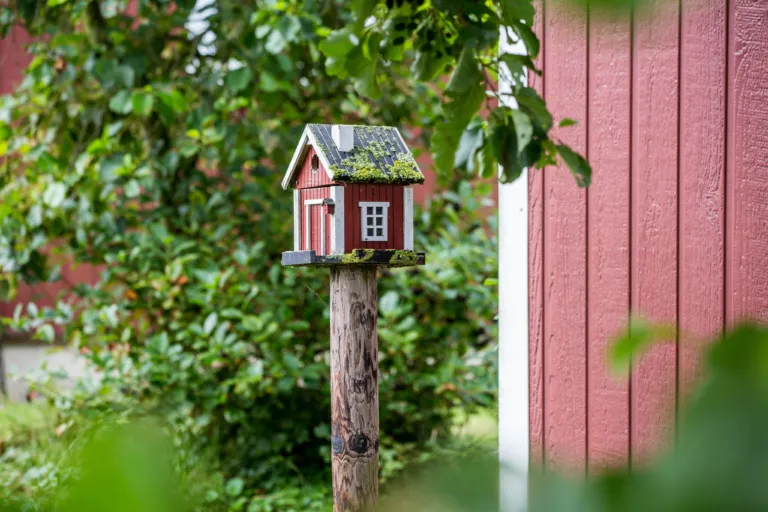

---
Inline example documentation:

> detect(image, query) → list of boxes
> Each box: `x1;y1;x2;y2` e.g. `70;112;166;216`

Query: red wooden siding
542;0;588;472
299;187;332;254
587;10;632;470
528;0;545;470
343;184;404;252
530;0;768;470
295;146;334;189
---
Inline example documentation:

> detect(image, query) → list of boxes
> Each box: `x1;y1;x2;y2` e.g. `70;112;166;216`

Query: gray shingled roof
307;124;424;185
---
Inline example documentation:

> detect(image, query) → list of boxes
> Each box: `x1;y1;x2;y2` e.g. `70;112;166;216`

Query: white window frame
359;201;389;242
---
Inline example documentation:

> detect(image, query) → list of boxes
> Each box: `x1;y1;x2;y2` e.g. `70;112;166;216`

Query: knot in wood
332;434;344;455
348;433;370;454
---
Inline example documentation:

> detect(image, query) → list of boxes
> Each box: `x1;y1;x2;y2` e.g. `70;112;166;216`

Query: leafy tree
318;0;591;185
0;1;500;505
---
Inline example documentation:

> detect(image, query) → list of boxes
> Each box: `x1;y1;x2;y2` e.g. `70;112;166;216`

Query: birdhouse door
303;198;332;256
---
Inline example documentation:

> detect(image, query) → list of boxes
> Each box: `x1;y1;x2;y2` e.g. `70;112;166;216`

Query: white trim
320;208;326;255
359;201;389;242
304;202;311;250
293;190;300;250
403;188;414;250
281;127;334;189
330;186;345;254
304;199;326;254
498;27;529;512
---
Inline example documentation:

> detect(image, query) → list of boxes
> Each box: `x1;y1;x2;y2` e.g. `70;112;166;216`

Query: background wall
529;0;768;471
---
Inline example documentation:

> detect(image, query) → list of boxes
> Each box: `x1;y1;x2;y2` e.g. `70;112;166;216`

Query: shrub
0;0;496;506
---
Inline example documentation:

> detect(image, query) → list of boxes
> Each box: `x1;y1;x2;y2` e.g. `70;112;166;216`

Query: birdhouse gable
281;124;425;190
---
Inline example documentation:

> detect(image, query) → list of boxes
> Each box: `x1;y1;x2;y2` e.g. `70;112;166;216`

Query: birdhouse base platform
281;249;425;268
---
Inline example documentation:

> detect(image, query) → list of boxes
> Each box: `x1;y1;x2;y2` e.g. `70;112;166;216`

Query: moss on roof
307;124;425;185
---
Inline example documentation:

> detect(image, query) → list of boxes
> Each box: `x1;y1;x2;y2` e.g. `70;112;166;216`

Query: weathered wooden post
281;124;424;511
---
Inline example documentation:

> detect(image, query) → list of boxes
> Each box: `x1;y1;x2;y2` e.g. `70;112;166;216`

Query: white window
359;201;389;242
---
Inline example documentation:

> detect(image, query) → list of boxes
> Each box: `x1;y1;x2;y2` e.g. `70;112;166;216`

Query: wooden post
330;266;379;511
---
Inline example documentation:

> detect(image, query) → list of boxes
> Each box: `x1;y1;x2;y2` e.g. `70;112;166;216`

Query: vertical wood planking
586;12;632;470
542;0;588;471
528;0;546;469
678;0;726;399
725;0;768;325
296;146;334;189
630;0;680;462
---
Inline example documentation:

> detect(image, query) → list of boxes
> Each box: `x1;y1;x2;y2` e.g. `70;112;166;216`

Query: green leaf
515;87;552;131
131;91;155;117
109;90;133;114
36;324;55;343
125;179;140;198
446;47;482;97
609;316;676;375
508;22;540;59
556;143;592;187
225;67;253;93
203;312;218;336
431;83;486;174
225;478;244;497
499;0;535;26
511;109;533;151
483;278;498;286
559;117;578;127
43;182;67;207
319;29;357;59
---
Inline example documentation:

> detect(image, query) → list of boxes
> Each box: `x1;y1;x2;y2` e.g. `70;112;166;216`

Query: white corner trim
403;188;414;250
358;201;389;242
498;26;529;512
331;186;345;254
293;190;300;251
304;201;310;251
281;127;334;189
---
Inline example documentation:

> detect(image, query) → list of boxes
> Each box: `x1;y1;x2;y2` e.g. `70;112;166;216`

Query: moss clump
330;152;424;185
340;249;376;264
389;250;418;266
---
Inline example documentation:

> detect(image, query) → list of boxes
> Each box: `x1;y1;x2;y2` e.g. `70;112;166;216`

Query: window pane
367;217;374;227
376;228;383;236
367;207;373;215
376;207;383;215
367;228;374;236
376;217;383;226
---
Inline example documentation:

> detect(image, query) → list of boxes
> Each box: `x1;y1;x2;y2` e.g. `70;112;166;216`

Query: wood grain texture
678;0;726;400
542;0;588;472
630;0;680;463
296;146;334;189
586;12;632;471
343;185;404;252
726;0;768;325
528;0;545;470
330;267;379;512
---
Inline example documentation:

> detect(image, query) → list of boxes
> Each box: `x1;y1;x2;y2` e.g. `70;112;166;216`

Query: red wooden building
498;0;768;484
281;124;424;266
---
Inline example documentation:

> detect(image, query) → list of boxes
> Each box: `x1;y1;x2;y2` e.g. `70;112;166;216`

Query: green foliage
377;323;768;511
0;0;497;507
319;0;591;185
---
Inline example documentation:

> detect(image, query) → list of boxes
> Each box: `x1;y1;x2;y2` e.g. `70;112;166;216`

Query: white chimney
331;125;354;152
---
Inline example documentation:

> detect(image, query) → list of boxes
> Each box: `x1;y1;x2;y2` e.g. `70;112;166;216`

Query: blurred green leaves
318;0;591;185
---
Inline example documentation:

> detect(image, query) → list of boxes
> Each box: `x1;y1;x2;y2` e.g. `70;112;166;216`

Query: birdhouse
281;124;425;267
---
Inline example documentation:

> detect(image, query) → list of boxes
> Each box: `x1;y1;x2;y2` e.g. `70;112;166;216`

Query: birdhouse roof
281;124;425;190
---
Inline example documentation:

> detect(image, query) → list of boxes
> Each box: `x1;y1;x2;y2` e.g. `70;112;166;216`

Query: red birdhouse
281;124;425;267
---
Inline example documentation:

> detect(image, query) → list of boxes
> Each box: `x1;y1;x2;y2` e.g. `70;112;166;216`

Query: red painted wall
294;146;334;190
299;187;332;254
343;184;404;252
529;0;768;471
